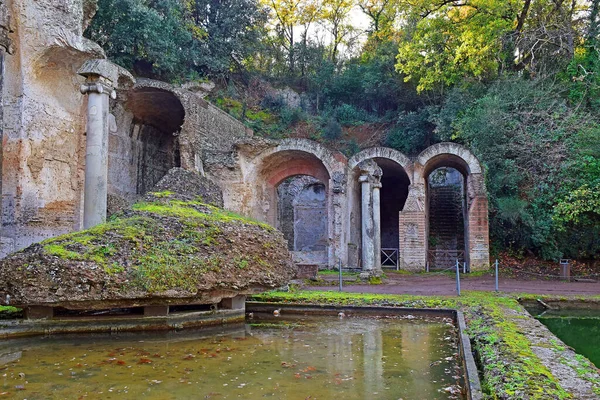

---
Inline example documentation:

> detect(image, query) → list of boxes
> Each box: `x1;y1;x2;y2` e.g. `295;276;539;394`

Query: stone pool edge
0;308;245;339
246;301;483;400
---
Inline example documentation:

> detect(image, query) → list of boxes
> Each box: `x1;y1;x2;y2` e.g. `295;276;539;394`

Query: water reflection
0;316;463;399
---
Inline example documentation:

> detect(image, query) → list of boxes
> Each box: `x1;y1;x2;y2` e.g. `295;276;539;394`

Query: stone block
144;306;169;317
295;264;319;279
220;295;246;310
25;306;54;320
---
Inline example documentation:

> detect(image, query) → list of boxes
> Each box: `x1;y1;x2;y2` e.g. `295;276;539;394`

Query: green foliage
386;109;435;155
396;0;515;92
86;0;266;81
322;117;342;140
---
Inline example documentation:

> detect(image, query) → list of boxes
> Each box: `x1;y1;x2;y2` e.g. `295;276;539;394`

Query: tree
86;0;266;81
189;0;268;77
86;0;199;80
395;0;587;93
358;0;399;38
321;0;355;64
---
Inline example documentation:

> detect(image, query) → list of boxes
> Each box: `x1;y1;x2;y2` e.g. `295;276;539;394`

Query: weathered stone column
372;181;382;272
359;173;374;272
78;60;119;229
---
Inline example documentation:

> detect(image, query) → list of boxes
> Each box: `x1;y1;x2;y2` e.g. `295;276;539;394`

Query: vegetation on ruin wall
86;0;600;261
39;193;277;293
252;290;600;399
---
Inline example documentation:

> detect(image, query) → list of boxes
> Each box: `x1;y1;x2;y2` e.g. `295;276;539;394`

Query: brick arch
348;147;412;182
260;151;331;189
416;142;482;180
258;139;347;180
251;139;347;269
415;142;489;271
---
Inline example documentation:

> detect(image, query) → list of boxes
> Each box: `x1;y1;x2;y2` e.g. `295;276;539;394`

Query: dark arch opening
426;166;467;269
374;158;410;266
111;87;184;196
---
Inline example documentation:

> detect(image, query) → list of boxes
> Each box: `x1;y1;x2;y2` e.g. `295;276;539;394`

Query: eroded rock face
151;167;223;208
0;191;295;309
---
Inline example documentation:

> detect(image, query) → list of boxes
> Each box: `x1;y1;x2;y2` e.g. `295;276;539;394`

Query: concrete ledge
0;309;244;339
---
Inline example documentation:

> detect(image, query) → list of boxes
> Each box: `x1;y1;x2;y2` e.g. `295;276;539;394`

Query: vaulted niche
256;149;331;268
277;175;328;252
110;87;183;199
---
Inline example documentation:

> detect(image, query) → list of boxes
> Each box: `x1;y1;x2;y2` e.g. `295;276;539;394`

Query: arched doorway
416;143;490;271
348;148;412;272
255;146;333;269
426;167;467;269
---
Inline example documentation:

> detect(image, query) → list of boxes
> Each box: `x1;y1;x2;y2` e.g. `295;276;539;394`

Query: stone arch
260;138;346;180
415;142;489;271
346;147;412;271
416;142;482;182
348;147;412;182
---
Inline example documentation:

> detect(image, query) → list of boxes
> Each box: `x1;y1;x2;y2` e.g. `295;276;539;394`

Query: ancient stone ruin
0;0;489;283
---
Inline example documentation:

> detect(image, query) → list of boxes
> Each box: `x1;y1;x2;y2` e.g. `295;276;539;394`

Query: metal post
495;259;499;292
463;262;466;274
339;260;343;292
456;259;461;296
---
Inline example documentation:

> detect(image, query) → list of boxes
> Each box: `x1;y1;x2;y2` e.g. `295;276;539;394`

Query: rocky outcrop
0;189;295;309
151;167;223;207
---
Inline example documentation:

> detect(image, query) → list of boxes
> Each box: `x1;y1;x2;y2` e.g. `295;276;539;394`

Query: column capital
358;174;370;183
80;79;116;98
78;58;135;93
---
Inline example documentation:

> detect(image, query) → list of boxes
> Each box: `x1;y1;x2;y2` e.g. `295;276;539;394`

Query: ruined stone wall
108;120;179;200
0;0;104;257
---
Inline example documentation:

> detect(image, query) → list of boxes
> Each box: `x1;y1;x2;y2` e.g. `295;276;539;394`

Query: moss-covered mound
0;193;295;309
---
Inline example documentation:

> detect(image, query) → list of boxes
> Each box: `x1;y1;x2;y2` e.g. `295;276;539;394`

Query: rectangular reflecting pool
525;306;600;368
0;314;465;399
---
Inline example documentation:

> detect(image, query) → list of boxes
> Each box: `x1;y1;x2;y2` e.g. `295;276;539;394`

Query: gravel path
307;272;600;296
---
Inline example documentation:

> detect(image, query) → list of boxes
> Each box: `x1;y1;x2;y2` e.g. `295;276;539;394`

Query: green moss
0;305;20;313
151;190;174;198
37;198;279;294
234;256;249;269
44;244;83;260
132;200;274;231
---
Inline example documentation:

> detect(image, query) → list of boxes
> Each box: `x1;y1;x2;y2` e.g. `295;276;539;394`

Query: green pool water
528;307;600;367
0;314;464;399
